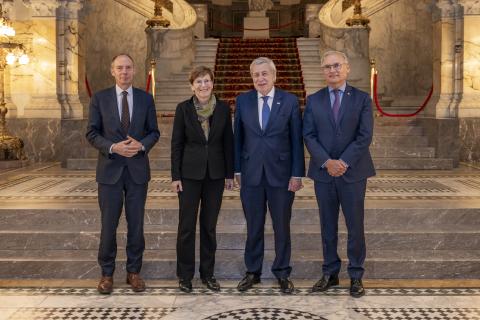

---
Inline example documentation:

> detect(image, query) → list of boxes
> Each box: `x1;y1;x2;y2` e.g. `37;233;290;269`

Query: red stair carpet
214;38;306;109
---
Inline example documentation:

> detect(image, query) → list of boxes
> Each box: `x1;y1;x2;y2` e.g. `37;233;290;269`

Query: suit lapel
337;85;352;126
208;100;221;140
265;88;283;132
186;98;208;142
110;87;122;128
321;88;336;128
248;91;262;134
129;88;140;135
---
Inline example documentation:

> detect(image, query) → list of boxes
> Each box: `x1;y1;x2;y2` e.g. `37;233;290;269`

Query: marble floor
1;280;480;320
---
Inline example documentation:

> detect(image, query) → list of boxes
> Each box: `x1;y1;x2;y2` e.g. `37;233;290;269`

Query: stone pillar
20;0;62;118
428;0;461;118
211;0;232;5
457;0;480;117
57;0;86;119
305;4;323;38
191;3;207;39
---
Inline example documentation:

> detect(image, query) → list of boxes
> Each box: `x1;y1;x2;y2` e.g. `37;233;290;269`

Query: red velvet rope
85;75;92;98
146;72;152;93
373;73;433;117
214;19;298;31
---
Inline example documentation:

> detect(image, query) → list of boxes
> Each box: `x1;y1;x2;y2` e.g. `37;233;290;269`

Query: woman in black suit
171;66;234;292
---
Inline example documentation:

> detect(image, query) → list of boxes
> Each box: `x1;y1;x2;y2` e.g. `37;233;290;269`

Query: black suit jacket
171;97;234;181
86;86;160;185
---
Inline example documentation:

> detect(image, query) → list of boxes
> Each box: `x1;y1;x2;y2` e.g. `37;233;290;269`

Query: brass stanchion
150;59;156;99
146;0;172;28
346;0;370;27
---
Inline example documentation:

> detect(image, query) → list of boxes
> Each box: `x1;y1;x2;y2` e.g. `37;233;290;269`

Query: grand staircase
214;38;306;108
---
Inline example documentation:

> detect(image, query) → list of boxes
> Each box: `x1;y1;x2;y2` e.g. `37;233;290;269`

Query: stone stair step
374;126;423;135
370;146;435;158
67;158;171;170
1;225;478;251
0;249;478;279
373;158;454;170
372;136;428;146
1;207;477;229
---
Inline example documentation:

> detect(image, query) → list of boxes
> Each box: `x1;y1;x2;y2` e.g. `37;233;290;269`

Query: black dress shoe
237;273;260;292
278;277;294;294
202;276;220;292
179;279;192;293
312;274;339;292
350;278;365;298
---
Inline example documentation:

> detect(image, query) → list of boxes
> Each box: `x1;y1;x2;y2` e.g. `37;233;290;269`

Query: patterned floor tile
353;307;480;320
202;308;326;320
7;307;176;320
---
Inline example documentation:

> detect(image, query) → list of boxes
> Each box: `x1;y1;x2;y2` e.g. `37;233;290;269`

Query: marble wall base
417;117;460;167
458;118;480;165
5;119;88;163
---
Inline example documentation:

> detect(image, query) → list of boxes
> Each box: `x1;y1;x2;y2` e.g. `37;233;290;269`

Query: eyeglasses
194;79;212;85
321;63;345;72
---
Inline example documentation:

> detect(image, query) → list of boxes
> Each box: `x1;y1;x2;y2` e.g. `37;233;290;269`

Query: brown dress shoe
97;276;113;294
127;272;146;292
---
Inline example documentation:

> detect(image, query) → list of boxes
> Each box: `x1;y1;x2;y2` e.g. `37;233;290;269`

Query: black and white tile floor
1;285;479;320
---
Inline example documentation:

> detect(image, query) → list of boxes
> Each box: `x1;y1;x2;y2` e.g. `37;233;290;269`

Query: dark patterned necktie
261;96;270;130
332;89;340;123
121;91;130;134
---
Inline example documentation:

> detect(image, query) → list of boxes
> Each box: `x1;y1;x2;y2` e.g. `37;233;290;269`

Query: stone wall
369;0;433;104
82;0;148;93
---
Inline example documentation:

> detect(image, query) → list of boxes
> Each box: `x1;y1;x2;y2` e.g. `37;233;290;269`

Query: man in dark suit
303;51;375;298
86;54;160;294
234;57;305;294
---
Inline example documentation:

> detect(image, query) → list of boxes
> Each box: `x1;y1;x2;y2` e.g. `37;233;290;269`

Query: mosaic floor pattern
1;286;480;320
2;172;480;200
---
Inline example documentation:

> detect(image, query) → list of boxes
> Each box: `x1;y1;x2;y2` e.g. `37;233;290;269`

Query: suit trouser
240;173;294;279
314;178;367;279
176;176;225;280
97;168;148;276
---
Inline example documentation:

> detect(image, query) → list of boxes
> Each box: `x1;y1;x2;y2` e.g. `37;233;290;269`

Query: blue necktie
332;89;340;123
261;96;270;130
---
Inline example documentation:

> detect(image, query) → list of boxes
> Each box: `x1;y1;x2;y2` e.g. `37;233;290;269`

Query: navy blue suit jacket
303;84;375;183
234;88;305;187
86;86;160;185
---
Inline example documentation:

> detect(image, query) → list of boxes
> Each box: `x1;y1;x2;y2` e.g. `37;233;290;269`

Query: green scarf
193;95;216;140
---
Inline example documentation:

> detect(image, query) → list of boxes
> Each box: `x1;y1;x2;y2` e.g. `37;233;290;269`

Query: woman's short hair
189;66;214;84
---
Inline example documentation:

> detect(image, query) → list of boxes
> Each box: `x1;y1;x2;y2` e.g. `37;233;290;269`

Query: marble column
305;4;323;38
457;0;480;117
191;4;207;39
427;0;461;118
20;0;62;118
57;0;86;119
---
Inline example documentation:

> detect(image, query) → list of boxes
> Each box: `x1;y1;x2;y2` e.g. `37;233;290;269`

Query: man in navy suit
234;57;305;293
86;54;160;294
303;51;375;298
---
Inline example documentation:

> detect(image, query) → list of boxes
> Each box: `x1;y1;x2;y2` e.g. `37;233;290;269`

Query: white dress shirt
257;87;275;129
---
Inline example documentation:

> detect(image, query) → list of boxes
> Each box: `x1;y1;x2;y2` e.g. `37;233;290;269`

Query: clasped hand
112;136;143;157
325;159;347;177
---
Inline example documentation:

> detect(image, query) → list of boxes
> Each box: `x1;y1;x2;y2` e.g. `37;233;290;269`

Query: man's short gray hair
321;51;349;66
250;57;277;75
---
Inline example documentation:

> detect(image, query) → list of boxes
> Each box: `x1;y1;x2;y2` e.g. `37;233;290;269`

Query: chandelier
0;4;15;37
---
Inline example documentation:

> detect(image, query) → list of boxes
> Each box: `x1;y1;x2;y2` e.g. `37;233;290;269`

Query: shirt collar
328;82;347;93
115;85;133;96
257;86;275;100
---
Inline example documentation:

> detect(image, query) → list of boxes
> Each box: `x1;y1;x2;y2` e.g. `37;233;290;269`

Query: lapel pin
347;92;351;96
276;102;280;104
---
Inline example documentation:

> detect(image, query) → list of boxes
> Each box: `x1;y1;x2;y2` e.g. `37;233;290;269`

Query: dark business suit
234;88;305;278
171;97;234;280
303;84;375;279
86;86;160;277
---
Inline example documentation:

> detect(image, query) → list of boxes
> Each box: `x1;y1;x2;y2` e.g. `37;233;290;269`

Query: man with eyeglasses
303;51;375;298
